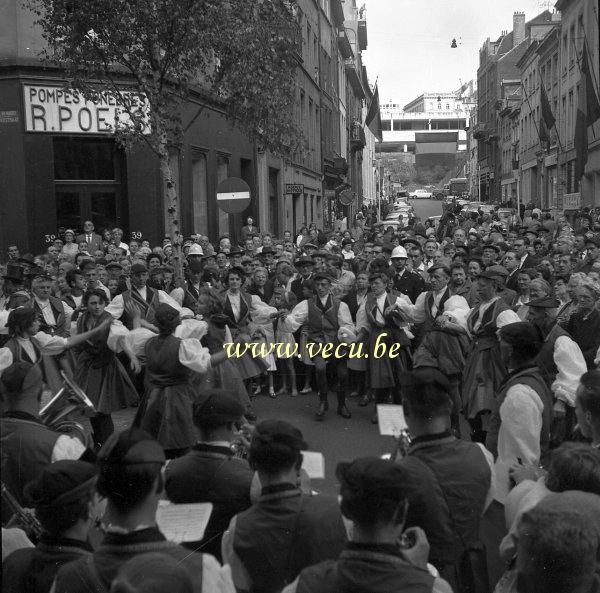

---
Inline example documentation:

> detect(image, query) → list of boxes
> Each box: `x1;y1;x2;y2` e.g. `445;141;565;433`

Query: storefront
0;74;258;254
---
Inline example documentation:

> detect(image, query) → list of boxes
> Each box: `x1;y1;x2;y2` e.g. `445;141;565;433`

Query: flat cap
296;256;315;266
98;428;165;466
25;460;96;507
252;419;307;452
480;265;509;279
193;389;245;428
106;262;123;270
130;262;148;275
498;321;544;353
260;246;275;255
313;271;333;282
528;296;560;308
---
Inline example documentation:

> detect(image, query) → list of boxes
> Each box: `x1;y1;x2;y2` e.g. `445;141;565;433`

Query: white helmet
390;246;408;259
187;244;204;256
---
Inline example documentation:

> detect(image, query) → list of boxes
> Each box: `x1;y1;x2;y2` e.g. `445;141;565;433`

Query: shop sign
563;192;581;210
0;110;19;124
285;183;304;195
544;153;557;167
23;84;150;134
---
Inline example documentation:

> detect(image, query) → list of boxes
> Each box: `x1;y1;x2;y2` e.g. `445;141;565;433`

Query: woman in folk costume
220;266;278;388
193;287;253;415
462;268;520;443
1;306;111;402
127;302;247;458
356;271;413;424
72;289;139;448
271;287;299;397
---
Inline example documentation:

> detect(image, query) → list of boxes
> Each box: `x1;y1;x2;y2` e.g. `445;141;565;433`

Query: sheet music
301;450;325;479
377;404;407;436
156;500;213;543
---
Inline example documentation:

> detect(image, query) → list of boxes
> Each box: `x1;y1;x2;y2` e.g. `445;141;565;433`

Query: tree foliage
28;0;302;278
28;0;302;156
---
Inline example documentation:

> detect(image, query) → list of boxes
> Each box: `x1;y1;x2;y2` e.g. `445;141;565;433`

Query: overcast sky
361;0;553;108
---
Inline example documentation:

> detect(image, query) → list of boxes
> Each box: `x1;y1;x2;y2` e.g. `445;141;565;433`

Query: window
191;151;208;235
54;137;115;180
569;25;575;65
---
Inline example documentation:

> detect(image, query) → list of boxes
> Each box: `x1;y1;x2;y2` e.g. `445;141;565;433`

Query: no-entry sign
216;177;251;214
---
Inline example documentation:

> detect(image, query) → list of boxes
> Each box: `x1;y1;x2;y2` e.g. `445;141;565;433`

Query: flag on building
365;83;383;142
539;73;555;149
574;40;600;180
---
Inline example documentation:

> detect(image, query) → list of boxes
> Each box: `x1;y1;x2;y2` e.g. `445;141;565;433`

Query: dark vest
306;296;341;342
364;292;410;345
487;366;553;460
32;296;68;336
233;486;347;593
535;324;569;388
467;297;509;338
4;337;41;365
1;415;60;514
400;435;490;567
75;311;114;366
121;287;160;329
222;291;252;329
296;545;435;593
144;334;190;387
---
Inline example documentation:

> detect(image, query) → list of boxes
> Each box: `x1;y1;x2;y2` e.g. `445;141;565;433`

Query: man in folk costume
526;296;587;446
30;273;74;391
282;272;354;420
395;264;470;433
0;361;86;521
462;267;520;443
486;321;553;503
356;271;413;424
170;259;206;310
105;262;196;395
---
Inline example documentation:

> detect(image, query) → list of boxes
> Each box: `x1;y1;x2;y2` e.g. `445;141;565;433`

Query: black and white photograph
1;0;600;591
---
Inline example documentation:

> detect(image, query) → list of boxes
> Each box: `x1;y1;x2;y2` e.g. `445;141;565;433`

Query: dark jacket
295;543;435;593
233;484;347;593
342;289;369;322
392;269;425;303
564;308;600;369
2;537;92;593
397;432;490;589
246;280;275;304
165;443;253;561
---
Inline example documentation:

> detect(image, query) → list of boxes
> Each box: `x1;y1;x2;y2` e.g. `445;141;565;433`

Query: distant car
409;189;433;199
377;219;405;230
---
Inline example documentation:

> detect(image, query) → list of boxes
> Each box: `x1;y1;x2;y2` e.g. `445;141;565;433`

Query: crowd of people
1;202;600;593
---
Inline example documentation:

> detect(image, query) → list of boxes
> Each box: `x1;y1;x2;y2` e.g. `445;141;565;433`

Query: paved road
407;197;443;220
113;392;396;496
110;202;445;494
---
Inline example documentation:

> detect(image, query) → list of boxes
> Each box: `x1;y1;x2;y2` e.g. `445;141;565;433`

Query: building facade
555;0;600;208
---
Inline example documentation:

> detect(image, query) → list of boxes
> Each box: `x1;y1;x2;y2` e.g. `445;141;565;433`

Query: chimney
513;11;526;47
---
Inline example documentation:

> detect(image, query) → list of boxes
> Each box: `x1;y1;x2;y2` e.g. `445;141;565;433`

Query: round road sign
339;189;355;205
216;177;251;214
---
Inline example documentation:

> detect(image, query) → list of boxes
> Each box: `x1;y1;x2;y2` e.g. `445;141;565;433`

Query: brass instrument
39;371;95;445
1;482;44;541
389;429;412;462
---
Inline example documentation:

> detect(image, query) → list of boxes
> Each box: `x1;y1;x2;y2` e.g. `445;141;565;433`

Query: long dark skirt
74;353;138;415
137;382;198;450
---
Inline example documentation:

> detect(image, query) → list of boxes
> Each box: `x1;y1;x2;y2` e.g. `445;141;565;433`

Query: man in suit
76;220;103;253
503;250;520;292
390;245;425;303
514;236;538;270
240;217;259;242
290;256;314;302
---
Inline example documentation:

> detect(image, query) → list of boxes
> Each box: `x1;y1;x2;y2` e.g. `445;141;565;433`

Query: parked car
409;189;433;199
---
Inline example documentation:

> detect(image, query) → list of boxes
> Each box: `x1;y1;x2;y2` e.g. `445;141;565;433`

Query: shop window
54;137;115;180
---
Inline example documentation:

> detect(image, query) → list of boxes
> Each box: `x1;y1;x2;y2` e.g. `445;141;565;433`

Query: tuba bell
39;371;95;445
